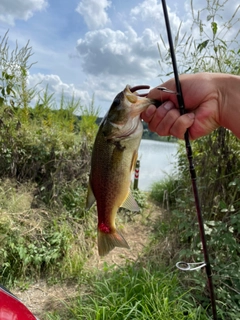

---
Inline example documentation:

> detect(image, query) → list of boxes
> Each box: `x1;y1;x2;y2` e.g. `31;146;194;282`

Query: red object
134;168;139;179
0;285;38;320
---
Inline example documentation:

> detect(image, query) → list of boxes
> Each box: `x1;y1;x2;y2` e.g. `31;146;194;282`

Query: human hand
142;73;223;140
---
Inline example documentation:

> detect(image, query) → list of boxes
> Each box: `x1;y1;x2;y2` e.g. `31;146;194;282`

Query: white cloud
76;0;111;30
28;73;90;108
0;0;48;25
83;75;127;104
131;0;187;37
131;0;162;24
76;27;159;78
74;0;192;84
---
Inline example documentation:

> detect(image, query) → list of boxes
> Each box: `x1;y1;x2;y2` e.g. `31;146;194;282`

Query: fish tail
97;229;130;256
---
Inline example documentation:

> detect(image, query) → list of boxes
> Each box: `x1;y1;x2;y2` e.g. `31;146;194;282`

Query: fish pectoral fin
86;182;96;210
98;229;130;256
120;190;140;212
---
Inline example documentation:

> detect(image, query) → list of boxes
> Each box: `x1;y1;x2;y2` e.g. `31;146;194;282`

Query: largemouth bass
86;85;157;256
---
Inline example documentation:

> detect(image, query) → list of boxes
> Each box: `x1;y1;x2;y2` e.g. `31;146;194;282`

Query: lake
134;139;178;191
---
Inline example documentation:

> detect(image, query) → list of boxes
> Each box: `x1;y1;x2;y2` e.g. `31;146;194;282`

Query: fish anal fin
121;190;140;212
98;229;130;256
86;182;96;210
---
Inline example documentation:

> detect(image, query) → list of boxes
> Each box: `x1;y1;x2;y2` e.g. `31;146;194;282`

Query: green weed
0;180;95;286
154;2;240;317
150;175;179;208
45;264;208;320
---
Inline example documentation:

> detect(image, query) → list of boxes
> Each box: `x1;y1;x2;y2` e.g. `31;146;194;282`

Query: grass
0;178;210;319
44;263;209;320
0;179;96;286
150;176;179;208
147;173;240;320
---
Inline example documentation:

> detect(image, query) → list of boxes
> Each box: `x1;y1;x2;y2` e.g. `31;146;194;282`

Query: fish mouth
124;87;156;118
128;84;162;108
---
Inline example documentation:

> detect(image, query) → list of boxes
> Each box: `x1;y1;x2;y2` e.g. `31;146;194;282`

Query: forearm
217;73;240;138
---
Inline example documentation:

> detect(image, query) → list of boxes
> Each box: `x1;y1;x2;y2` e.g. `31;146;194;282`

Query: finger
147;101;175;132
153;108;182;136
141;104;156;123
167;113;195;139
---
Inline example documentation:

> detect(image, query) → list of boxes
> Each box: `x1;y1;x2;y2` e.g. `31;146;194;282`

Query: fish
86;85;157;256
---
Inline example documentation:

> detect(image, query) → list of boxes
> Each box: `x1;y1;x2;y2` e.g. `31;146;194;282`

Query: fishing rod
160;1;218;319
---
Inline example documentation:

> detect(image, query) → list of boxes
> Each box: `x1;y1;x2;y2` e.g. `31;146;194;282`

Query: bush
0;179;97;286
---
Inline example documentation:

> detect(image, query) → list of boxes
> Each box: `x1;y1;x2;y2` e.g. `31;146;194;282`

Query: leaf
207;15;213;21
9;87;16;96
197;40;209;52
218;39;227;48
211;22;218;36
183;66;191;73
21;66;27;77
199;21;203;33
0;97;4;106
4;73;10;80
206;220;217;226
6;85;12;95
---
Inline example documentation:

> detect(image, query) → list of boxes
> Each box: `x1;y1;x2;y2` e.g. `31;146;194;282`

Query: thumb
147;81;178;106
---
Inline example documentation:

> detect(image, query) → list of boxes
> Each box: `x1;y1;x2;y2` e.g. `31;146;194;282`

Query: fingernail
163;101;174;110
187;113;195;120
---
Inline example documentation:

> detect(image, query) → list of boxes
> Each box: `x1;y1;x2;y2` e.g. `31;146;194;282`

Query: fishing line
160;1;218;319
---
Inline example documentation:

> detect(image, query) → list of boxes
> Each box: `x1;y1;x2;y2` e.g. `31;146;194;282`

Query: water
135;139;178;191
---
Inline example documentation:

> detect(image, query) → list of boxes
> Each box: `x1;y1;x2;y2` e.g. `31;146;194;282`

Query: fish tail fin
97;229;130;256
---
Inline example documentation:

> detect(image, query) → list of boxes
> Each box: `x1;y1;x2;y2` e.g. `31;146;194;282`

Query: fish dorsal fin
86;182;96;210
120;190;140;212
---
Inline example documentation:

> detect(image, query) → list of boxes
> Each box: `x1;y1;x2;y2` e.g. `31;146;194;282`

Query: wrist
216;73;240;138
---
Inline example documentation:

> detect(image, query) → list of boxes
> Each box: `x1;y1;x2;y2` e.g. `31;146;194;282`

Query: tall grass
0;65;99;286
45;263;209;320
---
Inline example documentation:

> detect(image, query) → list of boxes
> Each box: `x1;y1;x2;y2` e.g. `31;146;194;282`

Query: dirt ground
12;203;161;319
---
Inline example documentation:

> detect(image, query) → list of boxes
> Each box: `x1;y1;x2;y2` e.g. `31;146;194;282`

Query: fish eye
112;98;121;108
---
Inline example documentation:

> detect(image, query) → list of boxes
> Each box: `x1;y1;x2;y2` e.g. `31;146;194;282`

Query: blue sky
0;0;239;115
